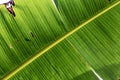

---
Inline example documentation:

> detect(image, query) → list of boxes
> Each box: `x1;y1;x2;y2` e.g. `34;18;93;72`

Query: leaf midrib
2;1;120;80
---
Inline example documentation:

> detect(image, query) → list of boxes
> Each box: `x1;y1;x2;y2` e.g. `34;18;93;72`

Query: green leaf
0;0;120;80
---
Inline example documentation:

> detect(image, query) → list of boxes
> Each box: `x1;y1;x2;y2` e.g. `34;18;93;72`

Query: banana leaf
0;0;120;80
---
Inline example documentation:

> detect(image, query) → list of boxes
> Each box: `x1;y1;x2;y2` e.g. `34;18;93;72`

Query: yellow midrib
2;1;120;80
